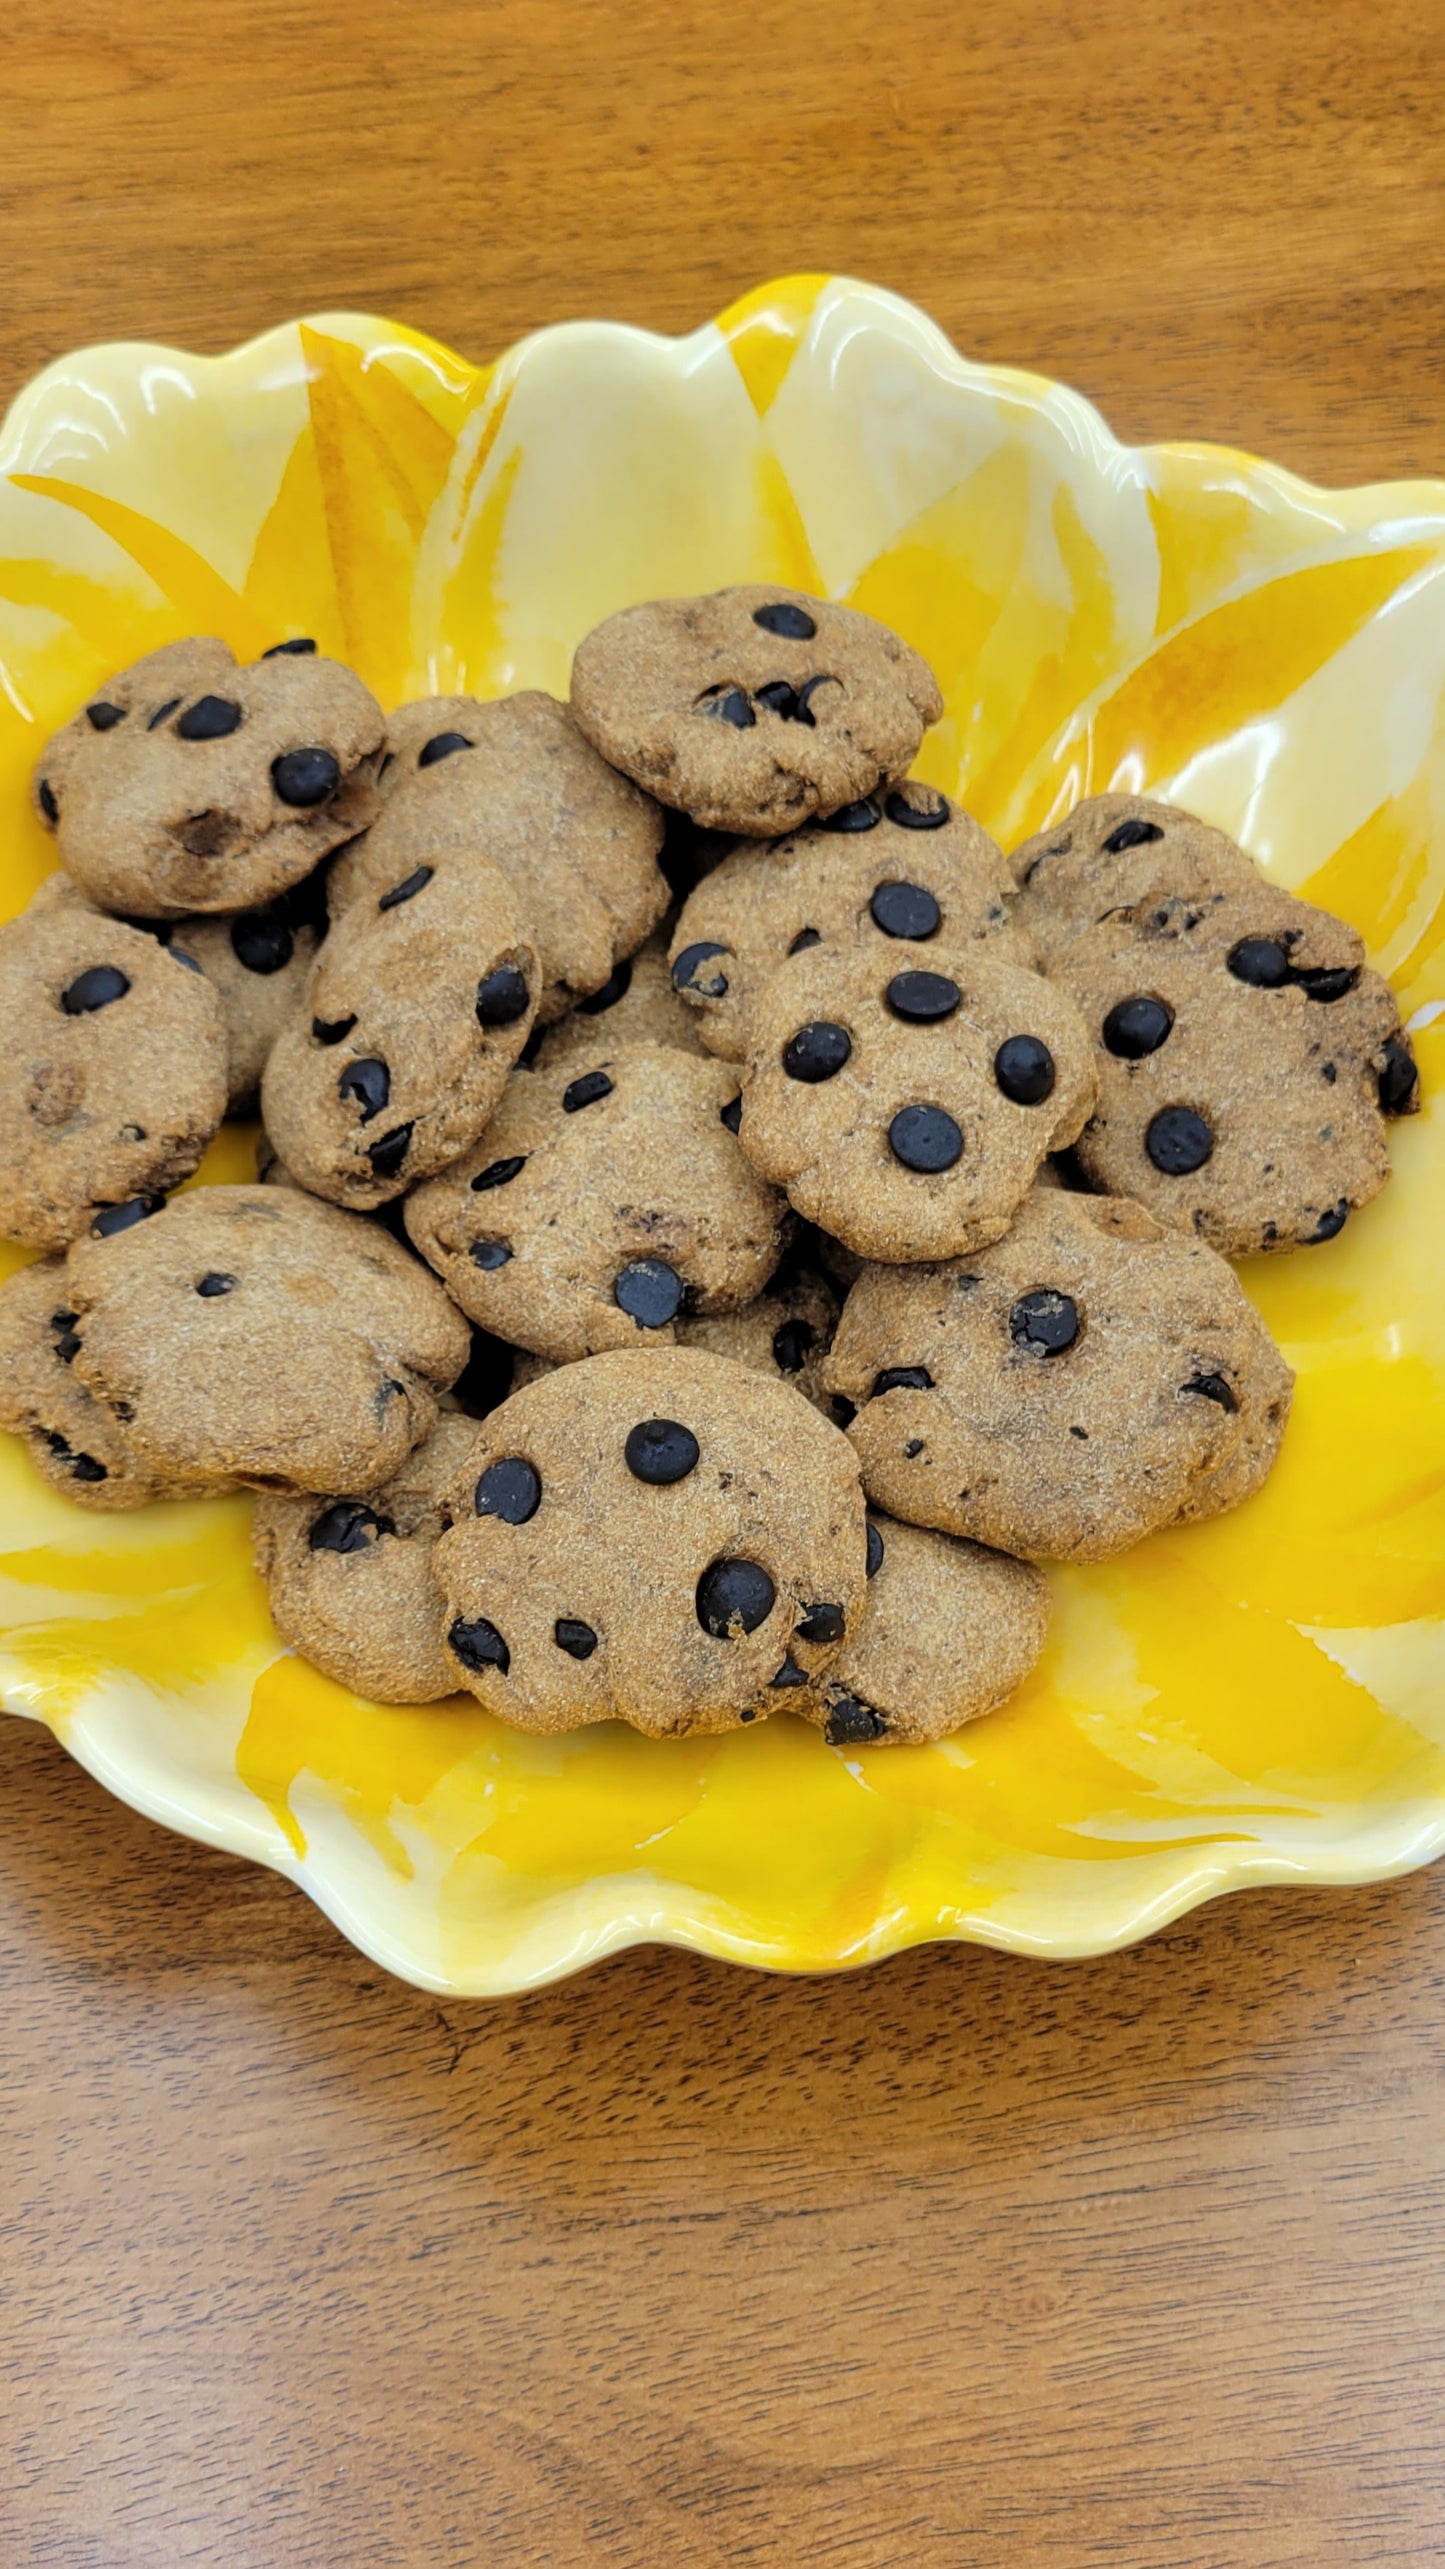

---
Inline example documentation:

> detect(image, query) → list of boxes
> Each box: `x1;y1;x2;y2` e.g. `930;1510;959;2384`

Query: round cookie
330;690;667;1020
261;849;540;1208
570;585;943;837
0;1255;230;1510
63;1184;470;1495
668;781;1034;1063
404;1042;789;1365
675;1264;839;1422
252;1415;476;1704
1009;794;1264;967
534;934;710;1073
736;940;1096;1263
802;1513;1051;1746
0;889;228;1249
825;1186;1294;1561
173;900;320;1110
1053;880;1417;1254
431;1347;868;1735
34;637;385;918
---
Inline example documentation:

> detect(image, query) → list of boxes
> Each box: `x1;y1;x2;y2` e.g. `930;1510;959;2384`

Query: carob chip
85;702;127;732
871;880;941;939
418;731;473;767
367;1124;413;1179
272;747;341;806
471;1155;527;1191
475;1457;542;1524
476;964;531;1027
449;1615;510;1674
338;1057;390;1121
824;1694;887;1745
1146;1105;1214;1175
795;1601;845;1644
614;1258;684;1328
310;1500;393;1555
195;1271;236;1297
784;1021;851;1082
177;695;243;741
873;1365;932;1394
865;1522;885;1578
1228;936;1291;988
888;1105;962;1172
673;941;731;998
262;637;318;657
61;965;130;1014
554;1618;599;1659
696;1556;776;1638
577;958;633;1014
1183;1371;1237;1411
993;1034;1056;1104
887;969;960;1023
1378;1039;1419;1115
230;911;295;973
624;1418;701;1485
1010;1288;1080;1354
562;1068;614;1113
1101;817;1164;855
753;601;817;639
1103;994;1173;1058
884;789;949;830
378;865;434;912
91;1195;164;1238
470;1238;511;1270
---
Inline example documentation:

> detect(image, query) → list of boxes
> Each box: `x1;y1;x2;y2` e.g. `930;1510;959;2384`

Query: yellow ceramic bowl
1;276;1442;1993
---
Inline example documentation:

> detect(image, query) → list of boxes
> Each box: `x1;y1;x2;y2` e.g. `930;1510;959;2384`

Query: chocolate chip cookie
668;782;1034;1062
1009;794;1262;968
801;1512;1050;1745
63;1184;470;1495
736;941;1096;1262
826;1186;1293;1560
261;849;539;1208
329;690;667;1020
0;889;228;1248
533;934;710;1072
404;1041;789;1364
0;1254;230;1509
432;1346;868;1734
570;586;943;837
34;637;384;918
252;1415;477;1702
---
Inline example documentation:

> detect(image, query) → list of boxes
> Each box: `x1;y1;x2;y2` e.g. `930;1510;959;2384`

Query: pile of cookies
0;589;1419;1746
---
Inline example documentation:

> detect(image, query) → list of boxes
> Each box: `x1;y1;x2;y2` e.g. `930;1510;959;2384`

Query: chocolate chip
1010;1289;1079;1354
771;1317;816;1373
176;695;242;741
230;911;295;974
554;1619;598;1659
614;1258;684;1328
61;965;130;1014
310;1500;392;1554
1309;1198;1350;1242
470;1238;511;1270
1103;994;1173;1058
378;865;434;913
38;780;58;823
788;927;823;955
902;1439;925;1457
262;637;318;657
1296;964;1360;1003
367;1123;413;1180
563;1068;614;1113
272;747;341;806
474;1457;541;1524
418;731;473;766
824;1695;886;1745
720;1096;743;1134
1322;1061;1338;1084
476;965;531;1027
146;698;182;729
42;1432;107;1485
884;788;949;831
471;1155;527;1191
755;679;804;720
888;1105;962;1172
624;1418;700;1484
753;601;816;639
339;1057;390;1121
312;1014;356;1045
673;941;731;999
85;701;126;732
577;958;633;1014
994;1034;1056;1104
1183;1371;1237;1410
696;1556;776;1638
91;1195;164;1238
796;674;836;722
700;685;755;728
822;799;881;833
865;1522;885;1578
1378;1038;1419;1115
1101;817;1164;855
1146;1105;1213;1174
50;1312;81;1364
195;1271;236;1297
871;879;941;939
448;1615;510;1674
887;969;960;1023
1228;936;1290;988
169;946;203;974
769;1655;809;1687
784;1021;851;1081
795;1601;845;1644
873;1366;932;1394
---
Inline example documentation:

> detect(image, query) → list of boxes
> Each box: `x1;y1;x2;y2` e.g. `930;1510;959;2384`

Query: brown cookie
570;586;943;837
432;1347;868;1735
533;935;710;1072
668;780;1033;1062
251;1415;477;1703
64;1184;470;1495
736;941;1096;1262
261;849;539;1208
34;637;384;918
1009;794;1262;968
329;690;667;1020
801;1512;1051;1745
0;888;228;1248
0;1255;230;1509
1053;881;1417;1254
404;1042;789;1365
172;900;320;1110
825;1187;1294;1561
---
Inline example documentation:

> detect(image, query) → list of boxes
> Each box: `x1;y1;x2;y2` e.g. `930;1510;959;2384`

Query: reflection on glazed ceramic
0;275;1442;1992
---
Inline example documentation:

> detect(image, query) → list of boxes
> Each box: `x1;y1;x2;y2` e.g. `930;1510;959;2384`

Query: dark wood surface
4;3;1445;2562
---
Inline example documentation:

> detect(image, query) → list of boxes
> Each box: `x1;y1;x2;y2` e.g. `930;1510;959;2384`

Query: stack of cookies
0;590;1419;1745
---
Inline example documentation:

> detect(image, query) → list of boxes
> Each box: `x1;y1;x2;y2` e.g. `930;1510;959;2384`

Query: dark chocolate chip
795;675;836;722
824;1694;886;1745
887;969;960;1023
888;1105;962;1172
262;637;318;656
696;1556;776;1638
85;702;126;732
145;698;182;729
769;1655;809;1688
169;946;203;974
474;1456;541;1524
230;911;295;974
312;1014;357;1045
624;1418;700;1485
771;1317;816;1373
752;601;816;639
822;798;881;833
272;747;341;806
470;1238;512;1270
177;695;242;741
870;879;941;939
1309;1198;1350;1243
614;1258;684;1329
378;865;434;912
884;788;949;831
448;1615;510;1674
577;957;633;1014
472;1155;527;1191
994;1033;1056;1104
554;1619;598;1660
195;1271;236;1297
1296;964;1360;1003
1228;935;1291;988
91;1195;164;1238
38;780;58;823
720;1096;743;1134
873;1365;933;1394
1010;1289;1080;1354
338;1057;390;1121
1103;994;1174;1057
700;685;755;728
476;965;531;1027
788;927;823;955
563;1068;614;1113
755;679;803;720
1183;1371;1237;1411
1378;1038;1419;1115
50;1311;81;1365
902;1439;925;1457
784;1020;851;1081
418;731;473;767
42;1432;107;1485
673;941;731;998
309;1500;392;1554
61;965;130;1014
1146;1105;1214;1174
1100;817;1164;855
1322;1061;1338;1084
795;1601;845;1644
865;1522;885;1578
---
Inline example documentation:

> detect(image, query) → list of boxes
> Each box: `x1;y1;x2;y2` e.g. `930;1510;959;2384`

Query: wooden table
3;5;1444;2561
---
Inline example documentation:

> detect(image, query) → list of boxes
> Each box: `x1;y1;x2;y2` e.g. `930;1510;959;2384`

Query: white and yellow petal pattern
0;276;1442;1993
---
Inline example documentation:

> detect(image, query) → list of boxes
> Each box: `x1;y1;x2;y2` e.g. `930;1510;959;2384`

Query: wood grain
3;3;1445;2562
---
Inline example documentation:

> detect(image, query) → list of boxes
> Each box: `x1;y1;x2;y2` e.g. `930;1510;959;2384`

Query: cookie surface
405;1042;789;1364
570;586;943;837
252;1415;476;1703
35;637;384;918
261;848;539;1207
64;1184;470;1494
432;1347;868;1735
1010;794;1262;967
668;781;1033;1062
825;1187;1294;1560
1055;881;1414;1253
0;890;228;1248
801;1513;1051;1745
534;934;710;1071
174;899;320;1109
329;690;666;1020
737;940;1096;1262
0;1255;229;1510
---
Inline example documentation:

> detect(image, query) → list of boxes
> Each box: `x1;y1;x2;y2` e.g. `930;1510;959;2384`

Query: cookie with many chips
1009;793;1261;967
